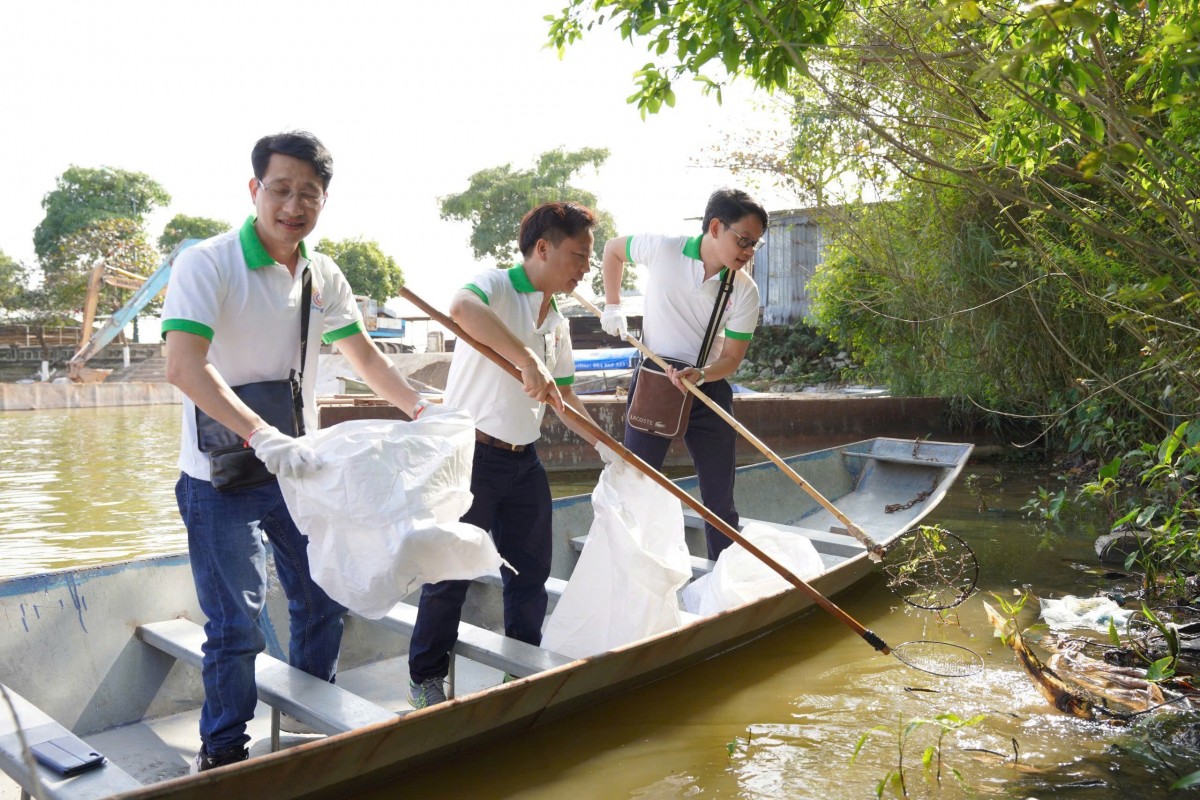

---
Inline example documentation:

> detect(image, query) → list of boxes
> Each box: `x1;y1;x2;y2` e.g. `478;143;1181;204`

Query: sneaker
407;678;447;709
190;744;248;774
279;712;319;735
502;672;519;684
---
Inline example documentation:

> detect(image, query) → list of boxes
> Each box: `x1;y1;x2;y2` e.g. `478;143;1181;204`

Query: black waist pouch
195;377;305;492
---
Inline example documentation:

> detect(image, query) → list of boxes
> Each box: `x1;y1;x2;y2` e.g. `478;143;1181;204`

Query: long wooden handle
573;292;884;559
400;286;890;655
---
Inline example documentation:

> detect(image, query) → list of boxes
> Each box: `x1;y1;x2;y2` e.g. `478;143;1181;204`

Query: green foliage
850;711;985;798
316;237;404;303
439;147;629;290
549;0;1200;462
44;218;160;316
158;214;231;253
35;166;170;264
0;248;27;314
1076;421;1200;601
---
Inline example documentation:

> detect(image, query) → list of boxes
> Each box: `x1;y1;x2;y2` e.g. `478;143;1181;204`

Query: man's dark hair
701;187;768;233
251;131;334;189
518;202;597;258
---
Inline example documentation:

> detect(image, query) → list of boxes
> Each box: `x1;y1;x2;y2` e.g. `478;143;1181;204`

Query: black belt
475;430;528;452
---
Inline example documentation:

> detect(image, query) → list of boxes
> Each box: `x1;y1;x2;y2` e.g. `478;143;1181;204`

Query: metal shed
754;208;826;325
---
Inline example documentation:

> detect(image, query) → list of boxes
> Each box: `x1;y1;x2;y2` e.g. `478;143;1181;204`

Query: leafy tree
34;166;170;265
158;214;231;253
548;0;1200;456
438;147;633;294
46;218;160;318
316;237;404;302
0;248;27;315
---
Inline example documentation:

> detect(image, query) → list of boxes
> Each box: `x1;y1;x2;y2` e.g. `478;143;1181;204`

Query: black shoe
190;744;248;773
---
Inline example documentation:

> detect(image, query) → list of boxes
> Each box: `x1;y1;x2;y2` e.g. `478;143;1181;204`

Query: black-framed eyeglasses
257;179;327;210
724;223;764;251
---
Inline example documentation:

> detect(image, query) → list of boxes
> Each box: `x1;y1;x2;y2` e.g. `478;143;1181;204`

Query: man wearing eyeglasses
598;187;767;561
161;130;432;772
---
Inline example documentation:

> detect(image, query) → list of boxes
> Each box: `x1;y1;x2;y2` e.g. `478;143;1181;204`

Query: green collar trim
507;264;536;293
240;215;308;269
682;235;703;260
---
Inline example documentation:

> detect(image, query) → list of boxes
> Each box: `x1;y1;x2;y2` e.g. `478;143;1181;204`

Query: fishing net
881;525;978;611
891;640;985;678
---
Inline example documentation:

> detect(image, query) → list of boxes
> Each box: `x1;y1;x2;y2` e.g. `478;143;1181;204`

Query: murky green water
0;408;1188;797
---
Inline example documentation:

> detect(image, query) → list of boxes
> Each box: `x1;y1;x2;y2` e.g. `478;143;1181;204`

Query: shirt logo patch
311;288;325;311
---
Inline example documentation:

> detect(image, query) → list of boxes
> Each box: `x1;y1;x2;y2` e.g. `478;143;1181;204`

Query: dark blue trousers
408;442;552;683
624;375;739;560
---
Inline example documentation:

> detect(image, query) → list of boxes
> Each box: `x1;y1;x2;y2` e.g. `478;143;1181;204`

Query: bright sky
3;0;792;336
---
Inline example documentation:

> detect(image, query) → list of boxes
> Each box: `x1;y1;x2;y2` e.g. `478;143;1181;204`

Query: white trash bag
682;523;824;616
1040;595;1133;632
542;458;692;659
278;411;503;619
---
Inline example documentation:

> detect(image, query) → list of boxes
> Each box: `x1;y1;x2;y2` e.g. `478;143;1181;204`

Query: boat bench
680;509;866;559
0;682;142;800
367;603;574;686
568;535;717;578
137;619;395;742
475;570;569;600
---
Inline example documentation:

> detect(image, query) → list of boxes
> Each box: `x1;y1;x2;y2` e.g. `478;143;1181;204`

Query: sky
2;0;793;338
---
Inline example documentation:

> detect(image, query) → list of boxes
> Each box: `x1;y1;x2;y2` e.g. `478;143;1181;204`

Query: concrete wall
0;382;181;411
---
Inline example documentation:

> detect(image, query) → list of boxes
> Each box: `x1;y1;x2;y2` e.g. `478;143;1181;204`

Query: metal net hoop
891;640;985;678
882;525;979;611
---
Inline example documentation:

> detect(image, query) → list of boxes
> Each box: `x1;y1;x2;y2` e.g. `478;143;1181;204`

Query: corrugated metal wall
754;211;824;325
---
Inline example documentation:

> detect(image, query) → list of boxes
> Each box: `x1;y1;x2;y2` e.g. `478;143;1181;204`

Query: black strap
695;267;735;368
290;268;313;436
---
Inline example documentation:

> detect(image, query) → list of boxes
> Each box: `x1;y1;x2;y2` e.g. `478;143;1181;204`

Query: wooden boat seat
368;604;575;680
679;509;867;558
137;619;396;737
0;682;142;800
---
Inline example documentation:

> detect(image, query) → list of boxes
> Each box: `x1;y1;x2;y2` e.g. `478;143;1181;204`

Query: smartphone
29;736;106;777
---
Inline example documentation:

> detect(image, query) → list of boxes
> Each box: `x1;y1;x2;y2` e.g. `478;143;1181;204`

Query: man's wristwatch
694;368;707;387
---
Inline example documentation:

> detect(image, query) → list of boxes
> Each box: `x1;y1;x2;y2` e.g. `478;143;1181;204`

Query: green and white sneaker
407;678;447;709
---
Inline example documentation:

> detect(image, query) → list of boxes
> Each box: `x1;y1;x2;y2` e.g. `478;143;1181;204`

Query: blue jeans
175;473;346;753
408;442;552;683
624;376;740;560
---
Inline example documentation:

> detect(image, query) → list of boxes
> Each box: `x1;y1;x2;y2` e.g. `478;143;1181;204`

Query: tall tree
0;248;26;315
46;218;160;318
316;237;404;302
439;147;633;294
34;166;170;264
158;214;231;253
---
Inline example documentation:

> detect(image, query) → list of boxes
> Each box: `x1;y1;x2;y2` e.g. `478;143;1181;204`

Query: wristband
412;399;430;419
244;425;270;448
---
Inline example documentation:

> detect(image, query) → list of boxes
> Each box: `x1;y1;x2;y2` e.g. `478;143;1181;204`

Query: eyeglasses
724;223;764;252
257;179;326;210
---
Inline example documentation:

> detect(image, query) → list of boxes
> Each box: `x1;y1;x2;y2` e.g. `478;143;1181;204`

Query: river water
0;405;1189;797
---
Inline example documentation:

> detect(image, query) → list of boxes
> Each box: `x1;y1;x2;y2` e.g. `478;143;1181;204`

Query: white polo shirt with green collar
444;264;575;446
160;216;363;480
627;233;760;366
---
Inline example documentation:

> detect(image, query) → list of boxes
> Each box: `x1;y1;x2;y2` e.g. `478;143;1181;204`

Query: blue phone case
30;736;106;776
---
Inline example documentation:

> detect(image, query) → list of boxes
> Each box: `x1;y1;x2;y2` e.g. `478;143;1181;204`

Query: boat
0;436;971;800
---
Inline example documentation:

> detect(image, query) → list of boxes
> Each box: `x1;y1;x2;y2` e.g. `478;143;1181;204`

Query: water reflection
0;405;185;577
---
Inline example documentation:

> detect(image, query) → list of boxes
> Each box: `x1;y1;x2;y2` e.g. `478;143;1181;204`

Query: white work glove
600;303;628;339
412;399;460;420
249;425;323;479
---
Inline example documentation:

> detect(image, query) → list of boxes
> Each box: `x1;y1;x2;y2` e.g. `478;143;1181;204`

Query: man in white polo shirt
161;131;431;771
598;187;767;561
406;201;607;708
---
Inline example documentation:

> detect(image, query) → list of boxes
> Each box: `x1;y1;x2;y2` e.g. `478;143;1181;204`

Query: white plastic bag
681;523;824;616
278;411;503;619
1040;595;1133;632
542;458;692;659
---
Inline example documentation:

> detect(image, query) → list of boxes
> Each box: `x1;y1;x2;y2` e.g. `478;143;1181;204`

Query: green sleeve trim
625;236;633;263
322;320;363;344
724;329;754;341
555;375;574;387
161;319;214;341
464;284;490;305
